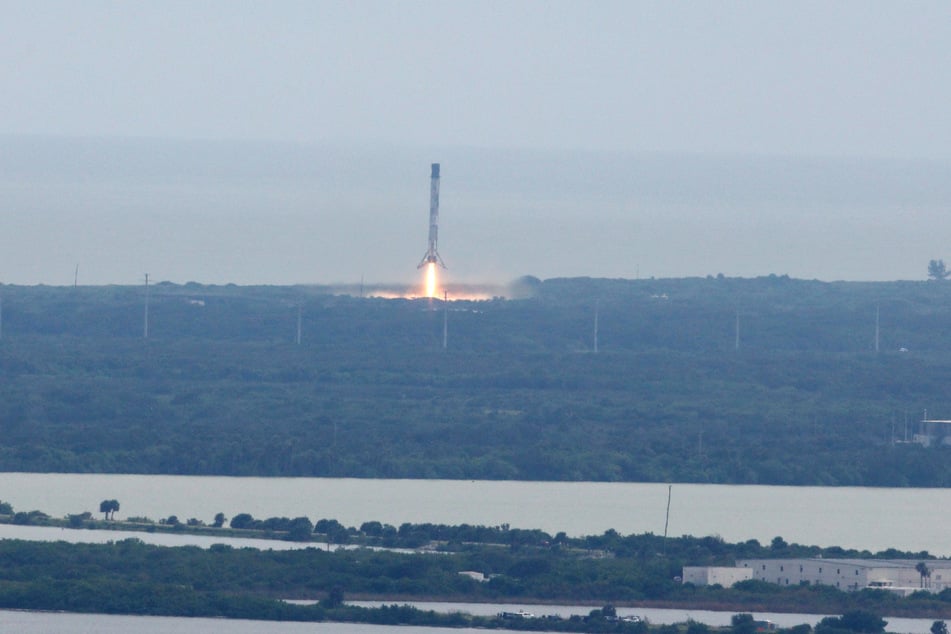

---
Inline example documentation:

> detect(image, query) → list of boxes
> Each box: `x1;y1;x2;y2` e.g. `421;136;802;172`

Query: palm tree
916;562;931;588
98;499;120;520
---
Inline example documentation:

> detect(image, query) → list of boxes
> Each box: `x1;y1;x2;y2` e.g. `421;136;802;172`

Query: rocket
417;163;446;269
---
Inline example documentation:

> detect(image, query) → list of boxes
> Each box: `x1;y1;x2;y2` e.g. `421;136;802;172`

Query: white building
736;558;951;593
914;418;951;447
683;566;753;587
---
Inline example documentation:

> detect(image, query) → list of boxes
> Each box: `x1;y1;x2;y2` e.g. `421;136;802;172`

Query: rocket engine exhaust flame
424;262;438;298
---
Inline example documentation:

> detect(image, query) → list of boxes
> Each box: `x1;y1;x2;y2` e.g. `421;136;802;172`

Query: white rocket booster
418;163;446;269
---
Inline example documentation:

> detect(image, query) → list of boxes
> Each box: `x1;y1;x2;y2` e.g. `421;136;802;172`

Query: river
0;474;947;554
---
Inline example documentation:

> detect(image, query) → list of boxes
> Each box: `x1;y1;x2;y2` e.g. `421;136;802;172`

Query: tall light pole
593;300;600;353
296;305;302;345
442;292;448;350
143;273;150;339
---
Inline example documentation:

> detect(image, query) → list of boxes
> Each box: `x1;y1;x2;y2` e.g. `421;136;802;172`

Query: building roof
739;558;951;569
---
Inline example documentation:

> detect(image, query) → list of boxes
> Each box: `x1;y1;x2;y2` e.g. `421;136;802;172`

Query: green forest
1;275;951;485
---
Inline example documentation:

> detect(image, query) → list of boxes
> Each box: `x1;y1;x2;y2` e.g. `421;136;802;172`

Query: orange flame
424;262;438;298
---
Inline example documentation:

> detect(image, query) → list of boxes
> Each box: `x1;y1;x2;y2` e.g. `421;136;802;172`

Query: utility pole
143;273;150;339
296;305;302;345
735;309;740;351
593;300;600;353
875;305;880;353
663;484;672;555
332;419;338;476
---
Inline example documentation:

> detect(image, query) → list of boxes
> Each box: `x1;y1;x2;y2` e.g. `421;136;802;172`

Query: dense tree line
0;277;951;484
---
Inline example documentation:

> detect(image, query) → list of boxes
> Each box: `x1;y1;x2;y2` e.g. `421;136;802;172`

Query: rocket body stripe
429;164;439;247
418;163;445;269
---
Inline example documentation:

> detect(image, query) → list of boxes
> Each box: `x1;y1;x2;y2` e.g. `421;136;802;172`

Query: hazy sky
2;2;951;285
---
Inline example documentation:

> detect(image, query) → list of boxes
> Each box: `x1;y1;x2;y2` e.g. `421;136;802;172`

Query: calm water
1;473;949;554
350;601;938;634
0;523;315;550
0;604;938;634
0;611;484;634
0;524;420;554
